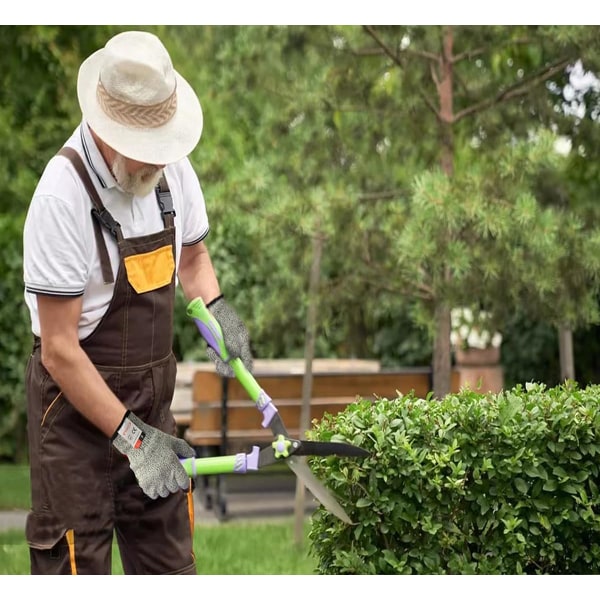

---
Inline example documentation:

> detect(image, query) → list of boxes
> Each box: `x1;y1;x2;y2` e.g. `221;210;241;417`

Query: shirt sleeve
178;157;209;246
23;183;91;297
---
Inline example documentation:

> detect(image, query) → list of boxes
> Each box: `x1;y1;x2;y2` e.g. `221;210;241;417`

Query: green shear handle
187;297;279;431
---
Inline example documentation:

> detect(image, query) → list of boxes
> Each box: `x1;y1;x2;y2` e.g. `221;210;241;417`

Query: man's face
112;153;164;197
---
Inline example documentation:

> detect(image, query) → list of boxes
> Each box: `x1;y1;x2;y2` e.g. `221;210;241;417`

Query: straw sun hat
77;30;203;165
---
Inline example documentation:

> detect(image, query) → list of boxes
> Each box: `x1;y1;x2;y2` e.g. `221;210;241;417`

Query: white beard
112;153;163;197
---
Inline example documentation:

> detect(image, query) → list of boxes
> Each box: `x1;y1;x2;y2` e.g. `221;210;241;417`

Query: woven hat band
96;79;178;129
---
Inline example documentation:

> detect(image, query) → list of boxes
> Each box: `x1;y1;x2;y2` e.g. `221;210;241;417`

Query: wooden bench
183;361;459;519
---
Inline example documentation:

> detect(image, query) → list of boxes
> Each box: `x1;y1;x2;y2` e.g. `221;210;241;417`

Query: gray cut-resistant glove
205;295;253;377
111;410;195;499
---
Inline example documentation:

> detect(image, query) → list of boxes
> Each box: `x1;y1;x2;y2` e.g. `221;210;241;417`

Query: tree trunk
294;230;324;546
438;26;455;175
432;300;452;398
558;325;575;381
431;26;455;399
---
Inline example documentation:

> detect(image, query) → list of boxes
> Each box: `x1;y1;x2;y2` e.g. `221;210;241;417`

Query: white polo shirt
23;122;210;338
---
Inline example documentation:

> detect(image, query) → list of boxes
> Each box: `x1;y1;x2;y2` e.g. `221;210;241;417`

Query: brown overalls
25;148;196;575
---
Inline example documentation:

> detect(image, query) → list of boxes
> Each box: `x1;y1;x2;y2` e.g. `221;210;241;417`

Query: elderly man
22;30;252;575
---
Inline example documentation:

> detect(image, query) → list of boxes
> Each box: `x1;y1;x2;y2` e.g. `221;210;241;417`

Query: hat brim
77;48;203;165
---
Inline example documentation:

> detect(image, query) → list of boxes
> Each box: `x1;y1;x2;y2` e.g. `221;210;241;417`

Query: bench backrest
192;368;437;404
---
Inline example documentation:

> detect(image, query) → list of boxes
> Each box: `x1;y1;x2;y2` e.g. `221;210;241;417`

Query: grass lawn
0;463;318;575
0;464;30;510
0;519;317;575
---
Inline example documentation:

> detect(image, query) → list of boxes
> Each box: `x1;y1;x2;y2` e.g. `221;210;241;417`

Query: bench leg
214;475;228;521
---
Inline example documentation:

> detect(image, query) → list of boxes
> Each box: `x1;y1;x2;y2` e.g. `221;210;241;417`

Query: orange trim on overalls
187;482;195;561
65;529;78;574
41;392;63;428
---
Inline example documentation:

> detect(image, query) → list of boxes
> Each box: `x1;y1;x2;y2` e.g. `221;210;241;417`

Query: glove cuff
206;294;224;309
111;410;131;442
111;410;145;449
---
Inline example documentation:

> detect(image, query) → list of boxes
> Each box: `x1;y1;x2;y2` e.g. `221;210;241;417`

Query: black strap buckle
91;207;121;239
157;190;176;216
156;176;176;217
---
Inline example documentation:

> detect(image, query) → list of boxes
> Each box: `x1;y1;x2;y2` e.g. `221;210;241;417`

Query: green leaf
514;478;529;494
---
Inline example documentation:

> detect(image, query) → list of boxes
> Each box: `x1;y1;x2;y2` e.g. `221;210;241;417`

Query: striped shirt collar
79;122;118;190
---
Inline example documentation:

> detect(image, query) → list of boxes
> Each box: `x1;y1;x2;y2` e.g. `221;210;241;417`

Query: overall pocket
124;244;174;294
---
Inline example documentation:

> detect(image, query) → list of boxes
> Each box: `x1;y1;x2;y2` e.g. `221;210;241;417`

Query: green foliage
0;26;127;213
386;131;600;339
308;382;600;574
0;214;30;461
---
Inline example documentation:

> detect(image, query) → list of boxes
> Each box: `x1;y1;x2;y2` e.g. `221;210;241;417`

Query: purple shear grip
244;446;260;471
194;319;221;356
260;403;278;429
256;390;278;428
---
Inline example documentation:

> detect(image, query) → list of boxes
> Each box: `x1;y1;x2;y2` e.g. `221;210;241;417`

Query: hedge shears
179;297;368;524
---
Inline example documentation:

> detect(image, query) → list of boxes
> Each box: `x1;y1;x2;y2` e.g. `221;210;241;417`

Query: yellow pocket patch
124;245;175;294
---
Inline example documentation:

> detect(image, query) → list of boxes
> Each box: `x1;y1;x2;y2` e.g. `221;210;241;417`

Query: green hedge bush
307;382;600;574
0;213;30;462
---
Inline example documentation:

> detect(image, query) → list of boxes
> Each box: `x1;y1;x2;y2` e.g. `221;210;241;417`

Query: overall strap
155;175;175;228
56;147;115;284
